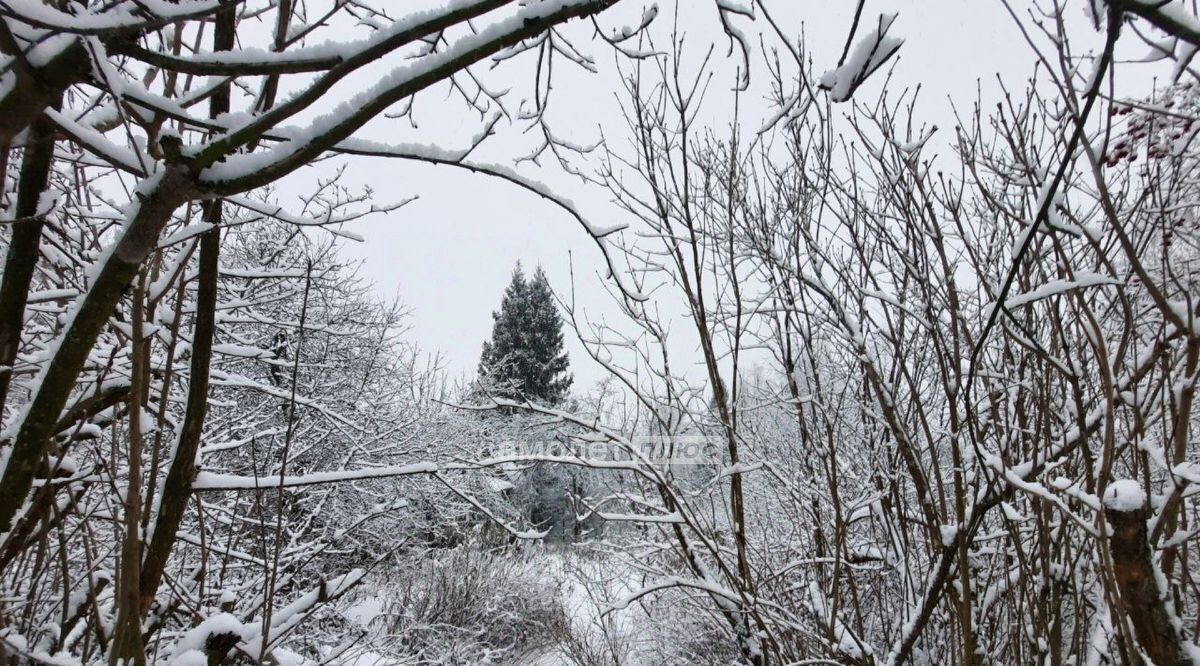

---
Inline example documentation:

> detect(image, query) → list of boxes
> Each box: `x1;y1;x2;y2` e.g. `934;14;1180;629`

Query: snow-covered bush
342;547;566;664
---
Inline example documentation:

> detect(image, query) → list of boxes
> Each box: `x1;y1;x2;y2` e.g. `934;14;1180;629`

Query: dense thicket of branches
0;1;625;663
491;4;1200;664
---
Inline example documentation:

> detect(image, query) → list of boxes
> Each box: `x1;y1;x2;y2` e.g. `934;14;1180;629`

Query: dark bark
1111;0;1200;48
0;111;58;415
204;631;240;666
0;481;82;574
0;22;88;149
109;280;148;666
1106;499;1195;666
138;211;219;612
56;572;111;653
139;0;233;614
52;381;134;436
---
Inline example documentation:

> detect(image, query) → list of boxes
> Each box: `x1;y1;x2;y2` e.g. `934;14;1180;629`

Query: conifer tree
478;263;573;404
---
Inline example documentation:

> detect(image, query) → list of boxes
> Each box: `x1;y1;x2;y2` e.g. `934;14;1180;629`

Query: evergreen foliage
478;264;573;404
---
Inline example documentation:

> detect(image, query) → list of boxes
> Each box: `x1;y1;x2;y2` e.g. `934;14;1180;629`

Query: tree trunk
0;24;89;150
1106;494;1196;666
138;0;233;614
138;212;219;612
109;279;148;666
0;109;57;415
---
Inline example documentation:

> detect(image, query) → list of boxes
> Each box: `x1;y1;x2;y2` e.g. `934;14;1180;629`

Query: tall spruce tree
478;263;573;404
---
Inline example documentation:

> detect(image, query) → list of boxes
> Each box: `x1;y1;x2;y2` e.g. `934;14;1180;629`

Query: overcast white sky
272;0;1164;392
